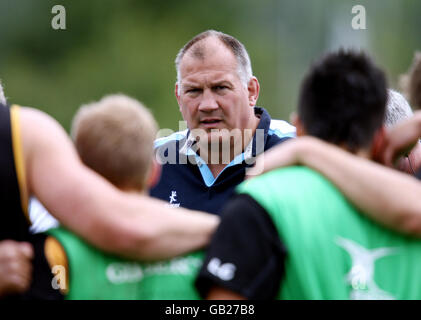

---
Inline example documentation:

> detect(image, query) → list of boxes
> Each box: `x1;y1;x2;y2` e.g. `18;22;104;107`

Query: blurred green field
0;0;420;132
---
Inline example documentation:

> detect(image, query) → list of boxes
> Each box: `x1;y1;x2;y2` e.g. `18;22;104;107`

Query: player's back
47;227;203;300
238;166;421;299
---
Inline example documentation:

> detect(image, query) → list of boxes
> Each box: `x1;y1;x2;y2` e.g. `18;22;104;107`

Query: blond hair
71;94;158;191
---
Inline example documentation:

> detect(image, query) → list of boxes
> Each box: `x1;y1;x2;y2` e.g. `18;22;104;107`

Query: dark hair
298;49;387;152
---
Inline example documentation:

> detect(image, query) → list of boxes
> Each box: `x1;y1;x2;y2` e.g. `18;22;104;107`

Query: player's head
384;89;413;128
175;30;253;93
174;30;259;149
0;81;6;105
71;94;159;193
400;51;421;110
296;49;387;153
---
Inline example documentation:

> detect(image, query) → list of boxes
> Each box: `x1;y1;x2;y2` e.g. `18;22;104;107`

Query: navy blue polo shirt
151;107;296;215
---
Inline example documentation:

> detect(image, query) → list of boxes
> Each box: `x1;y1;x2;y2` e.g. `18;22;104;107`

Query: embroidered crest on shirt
168;191;180;208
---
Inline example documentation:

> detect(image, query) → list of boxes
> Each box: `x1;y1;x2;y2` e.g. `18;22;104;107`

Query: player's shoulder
154;129;189;149
239;166;321;194
268;119;296;139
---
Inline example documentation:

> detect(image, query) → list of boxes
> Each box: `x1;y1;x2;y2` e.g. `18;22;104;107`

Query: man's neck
208;163;228;178
339;144;370;159
205;116;260;178
198;146;240;178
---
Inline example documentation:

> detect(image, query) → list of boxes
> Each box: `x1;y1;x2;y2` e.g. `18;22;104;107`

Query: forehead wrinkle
180;56;239;82
179;39;241;89
181;72;236;89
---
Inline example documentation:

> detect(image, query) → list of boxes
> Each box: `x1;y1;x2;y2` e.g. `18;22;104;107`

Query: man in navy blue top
151;30;295;214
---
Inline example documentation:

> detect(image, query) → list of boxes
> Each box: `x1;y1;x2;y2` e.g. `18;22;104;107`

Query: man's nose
198;89;219;112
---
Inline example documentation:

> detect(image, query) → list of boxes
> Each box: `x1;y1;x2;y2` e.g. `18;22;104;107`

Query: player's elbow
394;206;421;237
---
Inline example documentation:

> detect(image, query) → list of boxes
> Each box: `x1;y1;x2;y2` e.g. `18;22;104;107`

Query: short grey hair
175;30;253;94
0;81;6;105
384;89;413;128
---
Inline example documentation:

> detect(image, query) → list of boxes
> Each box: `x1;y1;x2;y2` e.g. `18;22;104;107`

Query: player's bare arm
20;107;219;260
248;136;421;235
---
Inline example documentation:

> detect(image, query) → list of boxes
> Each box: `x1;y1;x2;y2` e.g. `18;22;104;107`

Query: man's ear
247;77;260;107
291;112;305;136
370;126;386;163
146;159;162;189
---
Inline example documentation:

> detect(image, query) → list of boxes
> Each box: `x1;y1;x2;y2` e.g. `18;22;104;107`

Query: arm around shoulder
251;136;421;236
19;107;218;260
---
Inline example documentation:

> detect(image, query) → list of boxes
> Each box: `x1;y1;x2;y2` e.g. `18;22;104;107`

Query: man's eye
186;88;201;94
215;86;227;90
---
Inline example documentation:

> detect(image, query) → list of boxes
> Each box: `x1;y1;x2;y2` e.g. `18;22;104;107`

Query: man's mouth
200;118;222;125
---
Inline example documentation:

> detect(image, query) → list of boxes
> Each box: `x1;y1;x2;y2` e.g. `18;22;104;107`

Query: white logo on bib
336;237;398;300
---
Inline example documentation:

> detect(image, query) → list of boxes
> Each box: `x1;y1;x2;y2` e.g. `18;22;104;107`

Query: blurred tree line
0;0;420;132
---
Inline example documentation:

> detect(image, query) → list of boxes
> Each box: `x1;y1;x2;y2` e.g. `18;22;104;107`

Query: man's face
176;40;258;149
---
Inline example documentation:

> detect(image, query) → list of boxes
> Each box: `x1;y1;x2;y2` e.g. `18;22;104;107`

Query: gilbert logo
336;237;397;300
106;263;143;284
168;191;180;208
